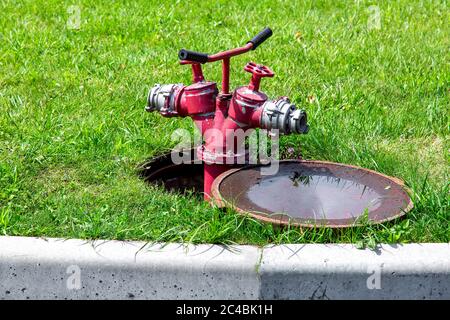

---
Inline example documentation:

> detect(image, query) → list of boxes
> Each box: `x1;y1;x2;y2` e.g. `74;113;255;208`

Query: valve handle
179;27;273;63
247;27;273;50
178;49;209;64
244;62;274;78
244;62;274;92
179;28;273;94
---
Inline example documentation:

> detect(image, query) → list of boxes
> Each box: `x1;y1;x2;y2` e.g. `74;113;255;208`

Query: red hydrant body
146;28;308;200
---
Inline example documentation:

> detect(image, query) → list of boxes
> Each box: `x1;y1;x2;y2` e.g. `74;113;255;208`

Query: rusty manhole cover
211;160;413;228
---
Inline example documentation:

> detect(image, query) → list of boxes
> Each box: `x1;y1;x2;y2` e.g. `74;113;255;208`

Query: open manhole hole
139;148;204;194
211;160;413;228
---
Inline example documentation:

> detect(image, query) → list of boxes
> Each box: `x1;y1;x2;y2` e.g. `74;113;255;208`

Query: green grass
0;0;448;245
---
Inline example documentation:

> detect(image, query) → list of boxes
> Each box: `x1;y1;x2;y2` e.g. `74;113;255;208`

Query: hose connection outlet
260;98;309;134
146;83;183;115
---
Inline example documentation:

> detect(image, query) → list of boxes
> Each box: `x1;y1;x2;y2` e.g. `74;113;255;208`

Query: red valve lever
178;28;273;94
244;62;274;92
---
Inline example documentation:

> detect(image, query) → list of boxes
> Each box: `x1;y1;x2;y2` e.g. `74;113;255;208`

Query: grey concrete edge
0;236;448;300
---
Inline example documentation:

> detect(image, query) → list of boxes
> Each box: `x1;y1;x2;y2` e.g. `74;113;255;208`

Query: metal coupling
260;98;309;134
146;83;182;113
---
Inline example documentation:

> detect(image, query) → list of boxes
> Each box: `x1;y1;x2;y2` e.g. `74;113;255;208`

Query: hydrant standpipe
146;28;309;200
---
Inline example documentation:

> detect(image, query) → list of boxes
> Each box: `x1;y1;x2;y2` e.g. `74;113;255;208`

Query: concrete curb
0;236;448;299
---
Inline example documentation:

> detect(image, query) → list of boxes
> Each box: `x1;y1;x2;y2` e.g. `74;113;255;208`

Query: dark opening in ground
139;148;204;195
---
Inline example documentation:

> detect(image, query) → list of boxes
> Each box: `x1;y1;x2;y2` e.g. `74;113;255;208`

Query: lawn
0;0;448;246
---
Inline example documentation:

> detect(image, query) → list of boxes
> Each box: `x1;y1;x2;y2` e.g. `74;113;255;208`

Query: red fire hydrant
146;28;309;200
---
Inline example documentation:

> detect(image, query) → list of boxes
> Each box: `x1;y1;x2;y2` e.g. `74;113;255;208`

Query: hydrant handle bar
178;27;273;94
247;27;273;50
178;43;252;64
178;49;209;63
178;27;273;63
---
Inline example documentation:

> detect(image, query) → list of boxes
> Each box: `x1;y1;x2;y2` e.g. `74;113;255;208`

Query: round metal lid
211;160;413;228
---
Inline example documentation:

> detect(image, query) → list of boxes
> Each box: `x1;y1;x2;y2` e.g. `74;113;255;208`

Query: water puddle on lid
215;161;412;227
246;171;382;220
